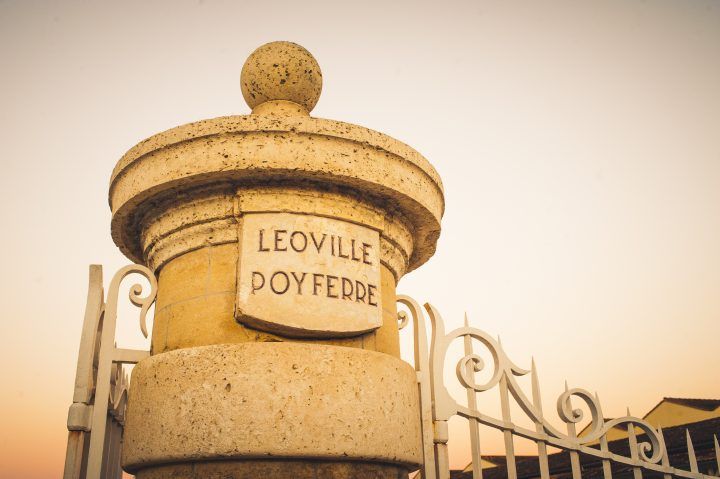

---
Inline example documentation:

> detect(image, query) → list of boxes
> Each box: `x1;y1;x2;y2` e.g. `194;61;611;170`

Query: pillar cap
109;43;444;277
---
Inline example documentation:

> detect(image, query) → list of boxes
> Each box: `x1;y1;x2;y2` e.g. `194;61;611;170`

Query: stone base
135;460;412;479
122;343;422;474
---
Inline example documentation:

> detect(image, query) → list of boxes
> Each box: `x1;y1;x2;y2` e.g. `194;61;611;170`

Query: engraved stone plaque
236;212;383;337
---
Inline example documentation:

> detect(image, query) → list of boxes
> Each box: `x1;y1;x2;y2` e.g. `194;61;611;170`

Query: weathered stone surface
109;113;443;277
236;212;382;337
150;245;402;355
122;343;423;472
241;41;323;112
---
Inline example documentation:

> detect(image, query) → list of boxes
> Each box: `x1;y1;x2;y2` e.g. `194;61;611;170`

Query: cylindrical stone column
115;42;444;479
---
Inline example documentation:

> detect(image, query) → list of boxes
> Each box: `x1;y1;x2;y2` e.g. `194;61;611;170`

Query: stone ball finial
241;41;323;113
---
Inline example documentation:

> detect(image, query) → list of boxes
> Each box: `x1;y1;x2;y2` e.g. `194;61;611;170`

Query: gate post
110;42;445;478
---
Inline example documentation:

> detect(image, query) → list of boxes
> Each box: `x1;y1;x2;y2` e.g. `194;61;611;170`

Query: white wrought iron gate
397;295;720;479
64;265;156;479
63;265;719;479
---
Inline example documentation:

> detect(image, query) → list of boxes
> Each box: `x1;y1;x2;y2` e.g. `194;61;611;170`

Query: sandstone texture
241;41;322;112
123;343;422;473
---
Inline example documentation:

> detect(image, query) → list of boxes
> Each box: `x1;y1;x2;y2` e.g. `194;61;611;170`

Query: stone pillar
115;42;444;479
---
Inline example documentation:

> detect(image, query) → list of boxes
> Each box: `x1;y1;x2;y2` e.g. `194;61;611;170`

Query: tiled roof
663;397;720;411
451;416;720;479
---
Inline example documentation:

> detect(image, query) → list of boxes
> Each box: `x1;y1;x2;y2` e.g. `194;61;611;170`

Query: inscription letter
274;229;288;251
367;284;378;307
258;230;270;252
291;271;307;294
312;273;323;296
270;271;290;294
290;231;308;252
326;275;339;298
355;281;366;304
341;277;354;300
251;271;265;294
362;243;372;265
310;232;327;253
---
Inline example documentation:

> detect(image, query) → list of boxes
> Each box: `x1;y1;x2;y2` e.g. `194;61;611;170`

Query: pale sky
1;1;719;477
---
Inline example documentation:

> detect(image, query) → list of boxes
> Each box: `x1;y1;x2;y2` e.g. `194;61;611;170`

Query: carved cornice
109;114;444;275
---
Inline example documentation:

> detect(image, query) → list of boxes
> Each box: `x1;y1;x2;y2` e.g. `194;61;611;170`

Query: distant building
451;398;720;478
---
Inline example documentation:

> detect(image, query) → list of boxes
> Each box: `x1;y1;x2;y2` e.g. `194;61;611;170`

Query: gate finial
240;41;322;114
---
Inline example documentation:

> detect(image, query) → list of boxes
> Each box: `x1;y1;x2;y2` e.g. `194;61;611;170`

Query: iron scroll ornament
107;263;158;339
